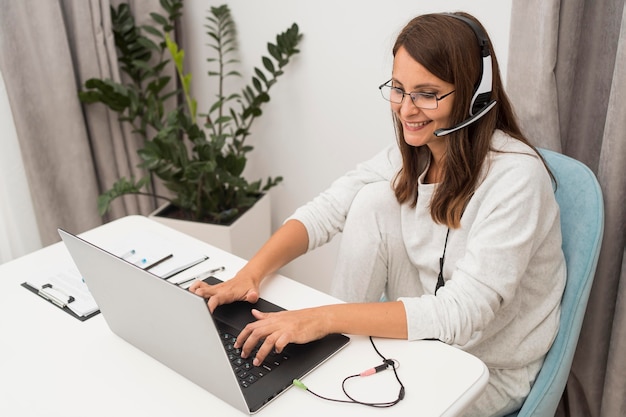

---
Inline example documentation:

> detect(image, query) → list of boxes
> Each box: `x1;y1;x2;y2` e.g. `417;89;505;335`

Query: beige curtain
508;0;626;416
0;0;166;245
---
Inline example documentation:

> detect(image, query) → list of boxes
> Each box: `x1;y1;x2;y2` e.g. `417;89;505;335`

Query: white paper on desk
110;231;208;279
149;250;208;278
25;267;99;317
111;239;171;270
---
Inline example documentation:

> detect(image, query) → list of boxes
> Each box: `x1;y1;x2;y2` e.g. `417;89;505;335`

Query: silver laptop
58;229;349;414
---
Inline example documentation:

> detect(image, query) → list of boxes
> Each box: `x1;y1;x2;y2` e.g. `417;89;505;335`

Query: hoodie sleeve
287;144;400;251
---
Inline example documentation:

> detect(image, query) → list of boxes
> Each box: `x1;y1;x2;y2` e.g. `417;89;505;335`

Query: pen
177;266;225;286
206;266;226;275
134;258;147;266
120;249;136;260
144;253;174;270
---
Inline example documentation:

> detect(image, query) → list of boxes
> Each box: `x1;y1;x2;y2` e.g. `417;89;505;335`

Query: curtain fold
506;1;562;151
508;1;626;416
0;1;101;245
66;0;156;220
0;0;166;246
594;7;626;415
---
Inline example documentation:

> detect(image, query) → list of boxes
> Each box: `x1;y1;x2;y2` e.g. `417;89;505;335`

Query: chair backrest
504;148;604;417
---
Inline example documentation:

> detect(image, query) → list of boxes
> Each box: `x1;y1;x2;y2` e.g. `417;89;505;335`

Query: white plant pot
149;193;271;261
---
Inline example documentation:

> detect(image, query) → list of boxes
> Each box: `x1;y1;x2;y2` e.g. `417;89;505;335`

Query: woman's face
391;46;455;152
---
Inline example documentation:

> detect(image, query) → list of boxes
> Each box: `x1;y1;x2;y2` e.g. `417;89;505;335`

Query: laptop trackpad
203;277;284;331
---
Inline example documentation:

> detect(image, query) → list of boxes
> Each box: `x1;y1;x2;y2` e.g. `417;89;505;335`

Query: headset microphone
434;100;496;137
434;13;497;137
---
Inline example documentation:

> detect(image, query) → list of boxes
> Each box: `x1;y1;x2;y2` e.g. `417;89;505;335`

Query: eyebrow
391;78;442;91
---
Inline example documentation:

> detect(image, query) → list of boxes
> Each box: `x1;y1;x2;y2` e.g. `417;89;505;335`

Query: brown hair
391;12;545;228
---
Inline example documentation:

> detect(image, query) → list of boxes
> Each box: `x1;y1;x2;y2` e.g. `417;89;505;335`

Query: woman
191;12;566;416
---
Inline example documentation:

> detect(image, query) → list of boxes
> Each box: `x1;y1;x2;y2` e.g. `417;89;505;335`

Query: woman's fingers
189;278;259;313
235;308;325;366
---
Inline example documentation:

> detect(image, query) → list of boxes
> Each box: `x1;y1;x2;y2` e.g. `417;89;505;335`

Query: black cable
292;336;405;407
435;228;451;295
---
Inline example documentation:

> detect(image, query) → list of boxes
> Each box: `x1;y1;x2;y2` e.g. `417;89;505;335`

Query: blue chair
504;148;604;417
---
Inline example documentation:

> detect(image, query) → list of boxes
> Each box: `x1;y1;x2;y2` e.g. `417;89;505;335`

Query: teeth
406;121;430;128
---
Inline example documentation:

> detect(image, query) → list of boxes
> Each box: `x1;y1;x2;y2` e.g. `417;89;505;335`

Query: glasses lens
381;85;404;104
379;83;449;109
411;93;437;110
380;85;395;103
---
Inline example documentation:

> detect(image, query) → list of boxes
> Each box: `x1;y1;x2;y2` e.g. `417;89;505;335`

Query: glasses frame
378;79;455;110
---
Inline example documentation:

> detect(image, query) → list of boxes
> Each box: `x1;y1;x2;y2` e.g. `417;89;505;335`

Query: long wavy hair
391;12;549;228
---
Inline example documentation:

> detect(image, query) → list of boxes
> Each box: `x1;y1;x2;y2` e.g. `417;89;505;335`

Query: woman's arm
189;219;309;312
291;144;399;251
237;301;408;366
190;145;399;310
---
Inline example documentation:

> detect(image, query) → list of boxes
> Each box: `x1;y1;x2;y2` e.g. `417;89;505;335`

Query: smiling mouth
405;120;431;129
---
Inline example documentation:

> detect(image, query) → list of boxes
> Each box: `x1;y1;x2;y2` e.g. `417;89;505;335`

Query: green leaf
136;36;161;52
150;12;168;26
131;59;155;72
267;43;281;61
214;115;232;124
141;25;163;39
262;56;275;74
254;68;268;84
97;177;148;216
252;77;263;93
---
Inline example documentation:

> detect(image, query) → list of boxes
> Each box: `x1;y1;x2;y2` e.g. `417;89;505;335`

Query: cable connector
293;379;307;390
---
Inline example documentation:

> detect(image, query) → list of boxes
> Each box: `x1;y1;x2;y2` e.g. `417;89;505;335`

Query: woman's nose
398;96;420;115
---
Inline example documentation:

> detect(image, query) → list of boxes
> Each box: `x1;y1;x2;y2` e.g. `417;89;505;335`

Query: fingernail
253;358;260;367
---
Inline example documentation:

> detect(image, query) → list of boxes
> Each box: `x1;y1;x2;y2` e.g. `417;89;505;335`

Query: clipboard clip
38;283;75;308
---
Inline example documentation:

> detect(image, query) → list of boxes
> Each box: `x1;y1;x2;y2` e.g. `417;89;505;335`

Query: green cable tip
293;379;307;390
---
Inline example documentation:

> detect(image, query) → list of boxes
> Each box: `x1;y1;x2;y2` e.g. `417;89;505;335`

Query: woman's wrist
236;262;268;287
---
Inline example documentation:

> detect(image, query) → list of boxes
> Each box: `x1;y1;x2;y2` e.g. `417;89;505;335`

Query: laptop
58;229;350;414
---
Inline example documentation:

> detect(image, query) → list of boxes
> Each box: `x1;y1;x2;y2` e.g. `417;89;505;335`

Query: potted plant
79;1;302;258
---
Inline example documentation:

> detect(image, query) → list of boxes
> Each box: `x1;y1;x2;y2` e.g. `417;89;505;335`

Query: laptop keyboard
219;327;290;388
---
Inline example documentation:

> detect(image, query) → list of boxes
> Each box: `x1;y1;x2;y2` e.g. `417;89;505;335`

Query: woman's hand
189;273;260;313
189;220;310;313
235;307;330;366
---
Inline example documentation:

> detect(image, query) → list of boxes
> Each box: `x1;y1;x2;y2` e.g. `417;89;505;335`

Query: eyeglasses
378;80;455;110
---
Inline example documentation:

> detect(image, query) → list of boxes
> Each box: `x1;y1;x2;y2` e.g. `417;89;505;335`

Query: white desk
0;216;488;417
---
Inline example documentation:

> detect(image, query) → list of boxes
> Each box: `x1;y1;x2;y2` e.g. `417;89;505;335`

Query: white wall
181;0;512;293
0;69;43;263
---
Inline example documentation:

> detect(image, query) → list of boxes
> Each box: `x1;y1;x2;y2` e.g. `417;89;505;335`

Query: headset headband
443;13;494;117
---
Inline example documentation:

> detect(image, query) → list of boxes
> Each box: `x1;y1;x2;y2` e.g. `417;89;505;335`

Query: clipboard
22;229;210;322
21;281;100;322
